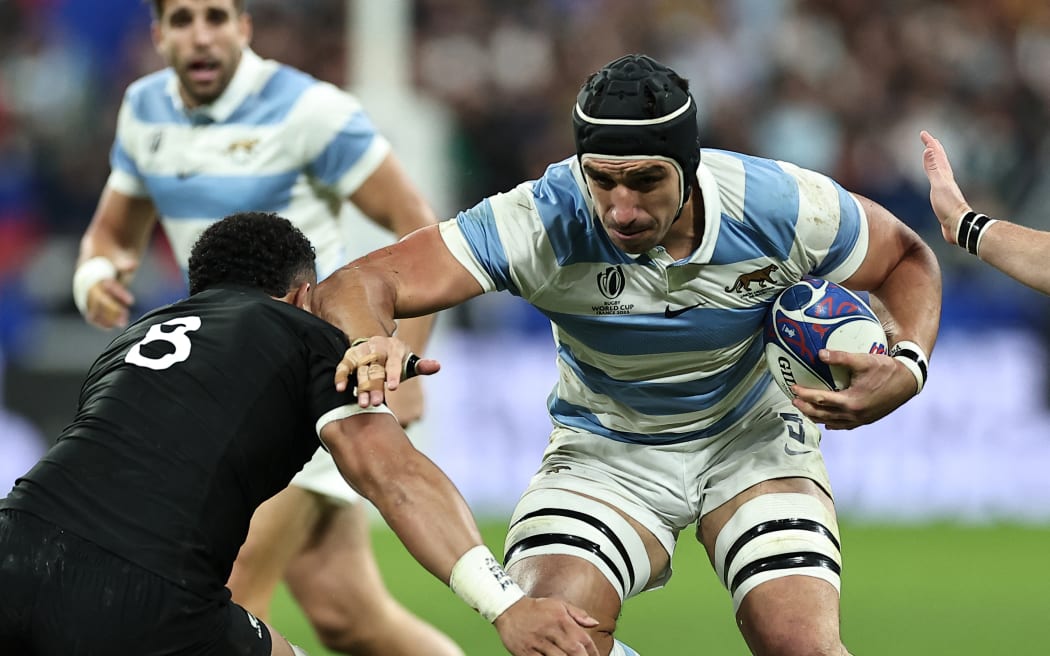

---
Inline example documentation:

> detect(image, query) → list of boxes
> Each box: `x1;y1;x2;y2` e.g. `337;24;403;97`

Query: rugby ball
763;278;887;397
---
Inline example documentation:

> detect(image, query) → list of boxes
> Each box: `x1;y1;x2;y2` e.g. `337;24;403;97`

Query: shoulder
279;67;364;119
121;69;181;124
703;147;845;215
258;61;319;105
124;69;171;102
507;157;590;220
701;148;796;184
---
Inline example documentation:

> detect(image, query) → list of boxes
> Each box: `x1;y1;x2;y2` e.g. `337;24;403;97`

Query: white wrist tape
890;340;928;395
449;545;525;623
73;256;118;317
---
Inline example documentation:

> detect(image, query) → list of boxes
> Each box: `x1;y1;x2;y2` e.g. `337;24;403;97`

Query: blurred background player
314;54;941;656
70;1;458;654
921;129;1050;295
1;210;600;656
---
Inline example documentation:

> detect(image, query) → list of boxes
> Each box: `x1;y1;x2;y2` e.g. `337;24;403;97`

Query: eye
206;8;230;25
168;9;192;26
585;171;615;189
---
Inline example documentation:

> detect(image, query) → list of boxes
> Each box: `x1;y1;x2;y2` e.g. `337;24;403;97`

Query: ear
291;281;312;313
151;20;163;55
239;11;253;47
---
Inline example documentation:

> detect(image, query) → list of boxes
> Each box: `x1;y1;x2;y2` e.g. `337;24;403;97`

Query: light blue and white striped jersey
106;49;390;279
441;149;868;445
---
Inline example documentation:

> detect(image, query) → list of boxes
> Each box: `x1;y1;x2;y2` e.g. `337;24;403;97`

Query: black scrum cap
573;54;700;192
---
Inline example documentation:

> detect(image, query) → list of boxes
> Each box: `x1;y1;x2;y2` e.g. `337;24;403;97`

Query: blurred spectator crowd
1;0;1048;358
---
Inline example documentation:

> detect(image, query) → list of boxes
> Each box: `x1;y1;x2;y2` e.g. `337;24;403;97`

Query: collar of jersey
166;48;266;124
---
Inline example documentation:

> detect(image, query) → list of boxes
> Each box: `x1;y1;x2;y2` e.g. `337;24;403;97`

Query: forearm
341;447;483;583
972;221;1050;295
315;259;401;340
80;221;149;259
78;188;155;267
316;227;470;340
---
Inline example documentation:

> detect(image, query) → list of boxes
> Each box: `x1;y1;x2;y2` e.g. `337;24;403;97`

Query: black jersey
2;285;356;599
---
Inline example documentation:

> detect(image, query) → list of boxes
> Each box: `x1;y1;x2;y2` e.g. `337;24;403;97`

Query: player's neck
662;188;704;260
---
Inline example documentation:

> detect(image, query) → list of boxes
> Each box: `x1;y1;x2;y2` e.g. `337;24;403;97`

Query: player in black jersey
0;211;599;656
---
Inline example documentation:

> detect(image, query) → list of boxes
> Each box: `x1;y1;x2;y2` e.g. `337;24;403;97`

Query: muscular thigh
504;429;689;601
699;477;843;617
689;385;844;614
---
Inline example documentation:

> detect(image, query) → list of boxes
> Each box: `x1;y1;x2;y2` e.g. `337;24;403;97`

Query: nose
608;186;642;224
190;17;214;46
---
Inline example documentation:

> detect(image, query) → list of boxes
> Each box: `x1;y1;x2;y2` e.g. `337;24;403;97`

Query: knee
310;612;386;650
309;606;387;653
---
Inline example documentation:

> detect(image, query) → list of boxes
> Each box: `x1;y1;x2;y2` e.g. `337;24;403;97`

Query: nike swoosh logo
664;303;703;318
784;444;813;456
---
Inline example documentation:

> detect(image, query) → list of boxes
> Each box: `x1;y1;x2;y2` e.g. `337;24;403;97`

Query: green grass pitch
272;519;1050;655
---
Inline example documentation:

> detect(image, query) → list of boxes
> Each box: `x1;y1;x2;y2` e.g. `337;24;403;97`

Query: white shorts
289;446;361;504
289;420;428;504
513;381;832;588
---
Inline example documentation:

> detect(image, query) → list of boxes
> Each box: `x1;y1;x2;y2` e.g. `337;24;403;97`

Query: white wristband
73;256;118;317
890;340;928;395
449;545;525;623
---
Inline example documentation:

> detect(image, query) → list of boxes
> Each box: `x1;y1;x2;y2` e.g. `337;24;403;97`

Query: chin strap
672;173;699;225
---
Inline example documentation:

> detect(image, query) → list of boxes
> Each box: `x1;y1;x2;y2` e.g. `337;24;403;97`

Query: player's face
152;0;251;108
582;157;683;254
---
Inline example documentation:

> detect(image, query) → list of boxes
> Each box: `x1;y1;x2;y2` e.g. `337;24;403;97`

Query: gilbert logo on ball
763;278;887;398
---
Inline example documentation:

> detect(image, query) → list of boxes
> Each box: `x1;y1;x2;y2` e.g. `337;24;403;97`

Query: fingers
919;129;971;242
564;604;599;629
819;348;863;370
790;390;860;430
333;342;380;396
332;337;439;403
921;131;952;182
549;602;599;656
564;604;600;655
559;637;599;656
86;280;133;329
102;277;135;307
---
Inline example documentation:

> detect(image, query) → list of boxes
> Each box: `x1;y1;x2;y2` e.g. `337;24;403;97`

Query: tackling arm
321;411;484;580
314;224;485;404
320;412;600;655
314;224;484;343
76;186;158;329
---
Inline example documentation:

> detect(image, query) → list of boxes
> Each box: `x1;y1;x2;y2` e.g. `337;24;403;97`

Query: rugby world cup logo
597;265;625;300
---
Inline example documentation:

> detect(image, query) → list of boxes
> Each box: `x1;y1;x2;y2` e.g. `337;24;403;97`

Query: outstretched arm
921;130;1050;295
314;223;485;403
321;412;599;656
76;186;157;329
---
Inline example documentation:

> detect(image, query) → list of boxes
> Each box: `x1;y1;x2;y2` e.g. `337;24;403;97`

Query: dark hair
147;0;247;19
188;211;316;296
